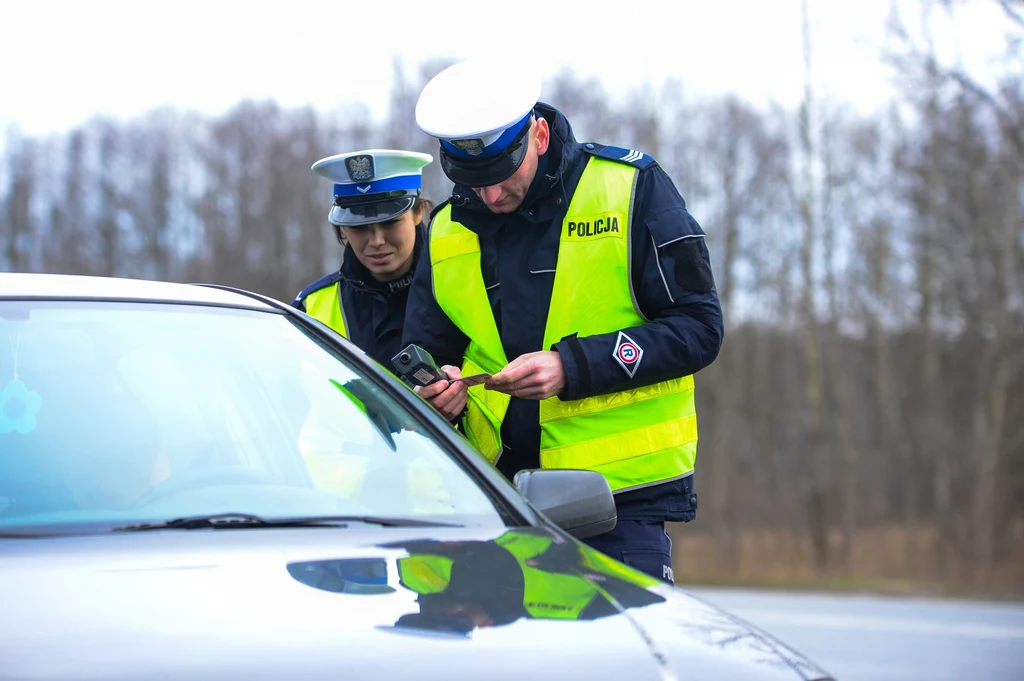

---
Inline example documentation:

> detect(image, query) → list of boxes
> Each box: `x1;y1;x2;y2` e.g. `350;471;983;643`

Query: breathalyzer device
391;344;448;387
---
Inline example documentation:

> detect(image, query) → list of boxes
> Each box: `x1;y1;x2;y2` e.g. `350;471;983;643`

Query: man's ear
535;117;550;155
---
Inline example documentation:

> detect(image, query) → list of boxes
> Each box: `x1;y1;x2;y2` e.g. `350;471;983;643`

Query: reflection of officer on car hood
387;529;666;634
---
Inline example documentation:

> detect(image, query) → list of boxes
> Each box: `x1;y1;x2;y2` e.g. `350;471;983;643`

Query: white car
0;272;836;681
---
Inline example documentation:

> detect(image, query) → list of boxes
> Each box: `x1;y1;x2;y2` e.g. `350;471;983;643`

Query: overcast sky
0;0;1015;137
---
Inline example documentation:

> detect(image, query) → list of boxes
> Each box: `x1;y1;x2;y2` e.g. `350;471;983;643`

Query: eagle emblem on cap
452;138;485;156
346;155;375;181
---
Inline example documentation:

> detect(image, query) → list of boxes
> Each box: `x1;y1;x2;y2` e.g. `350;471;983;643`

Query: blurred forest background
1;1;1022;596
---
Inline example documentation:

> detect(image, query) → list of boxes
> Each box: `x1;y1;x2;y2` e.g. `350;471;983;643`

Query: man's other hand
486;351;565;400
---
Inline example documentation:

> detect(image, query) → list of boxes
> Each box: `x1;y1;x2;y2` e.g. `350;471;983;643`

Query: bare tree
4;131;35;273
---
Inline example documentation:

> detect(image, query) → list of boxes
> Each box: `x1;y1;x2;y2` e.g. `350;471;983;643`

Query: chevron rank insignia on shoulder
581;143;657;170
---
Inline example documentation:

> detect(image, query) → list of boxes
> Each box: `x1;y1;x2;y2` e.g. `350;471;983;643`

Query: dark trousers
583;519;675;585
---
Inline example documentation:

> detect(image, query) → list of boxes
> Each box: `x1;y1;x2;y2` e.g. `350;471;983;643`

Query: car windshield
0;300;509;533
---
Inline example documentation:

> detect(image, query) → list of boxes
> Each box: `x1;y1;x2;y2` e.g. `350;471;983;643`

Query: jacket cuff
553;334;591;401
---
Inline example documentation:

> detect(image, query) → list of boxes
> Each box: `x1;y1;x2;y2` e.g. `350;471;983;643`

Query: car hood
0;526;833;681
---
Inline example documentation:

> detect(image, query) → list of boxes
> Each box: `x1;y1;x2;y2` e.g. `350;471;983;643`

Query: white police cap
311;149;433;227
416;57;542;187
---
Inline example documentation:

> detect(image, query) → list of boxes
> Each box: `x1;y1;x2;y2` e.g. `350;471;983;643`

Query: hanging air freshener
0;334;42;435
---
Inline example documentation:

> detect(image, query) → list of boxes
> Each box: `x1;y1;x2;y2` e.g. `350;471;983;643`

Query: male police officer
402;57;723;584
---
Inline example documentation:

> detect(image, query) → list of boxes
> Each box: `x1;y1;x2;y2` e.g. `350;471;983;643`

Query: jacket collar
339;221;425;297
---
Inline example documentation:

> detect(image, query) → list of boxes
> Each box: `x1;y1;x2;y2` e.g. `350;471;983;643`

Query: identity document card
450;374;490;387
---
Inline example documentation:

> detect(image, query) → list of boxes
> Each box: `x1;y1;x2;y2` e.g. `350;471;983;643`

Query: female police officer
291;150;453;510
292;149;435;369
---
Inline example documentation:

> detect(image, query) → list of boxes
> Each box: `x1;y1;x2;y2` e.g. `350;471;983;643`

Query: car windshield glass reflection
288;558;397;595
0;301;506;532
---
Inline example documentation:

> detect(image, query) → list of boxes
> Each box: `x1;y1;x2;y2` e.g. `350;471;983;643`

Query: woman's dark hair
332;197;436;245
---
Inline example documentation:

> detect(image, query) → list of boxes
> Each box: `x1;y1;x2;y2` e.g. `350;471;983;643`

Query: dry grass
668;522;1024;600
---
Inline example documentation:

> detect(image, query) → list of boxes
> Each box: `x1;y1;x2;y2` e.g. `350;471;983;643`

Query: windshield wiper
112;513;461;532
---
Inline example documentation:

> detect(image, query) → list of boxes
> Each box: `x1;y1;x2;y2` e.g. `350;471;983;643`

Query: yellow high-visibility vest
429;155;698;493
303;282;348;337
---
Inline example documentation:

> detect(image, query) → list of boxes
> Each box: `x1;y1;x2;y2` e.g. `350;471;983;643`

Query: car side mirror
513;469;616;540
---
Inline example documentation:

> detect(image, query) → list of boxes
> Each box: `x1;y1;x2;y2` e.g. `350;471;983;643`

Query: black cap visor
329;191;417;227
439;123;532;188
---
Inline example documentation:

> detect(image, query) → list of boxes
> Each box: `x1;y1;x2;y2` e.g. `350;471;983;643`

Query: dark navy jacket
402;104;723;522
292;226;425;372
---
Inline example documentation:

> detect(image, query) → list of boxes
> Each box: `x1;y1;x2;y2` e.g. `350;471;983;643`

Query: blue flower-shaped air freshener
0;379;43;435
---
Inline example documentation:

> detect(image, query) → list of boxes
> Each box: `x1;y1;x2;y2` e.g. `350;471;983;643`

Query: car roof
0;273;279;311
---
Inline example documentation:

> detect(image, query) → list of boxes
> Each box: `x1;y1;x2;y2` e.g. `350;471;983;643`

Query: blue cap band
333;174;423;198
440;111;533;160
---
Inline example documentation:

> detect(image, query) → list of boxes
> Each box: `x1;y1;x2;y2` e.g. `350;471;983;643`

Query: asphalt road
685;587;1024;681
